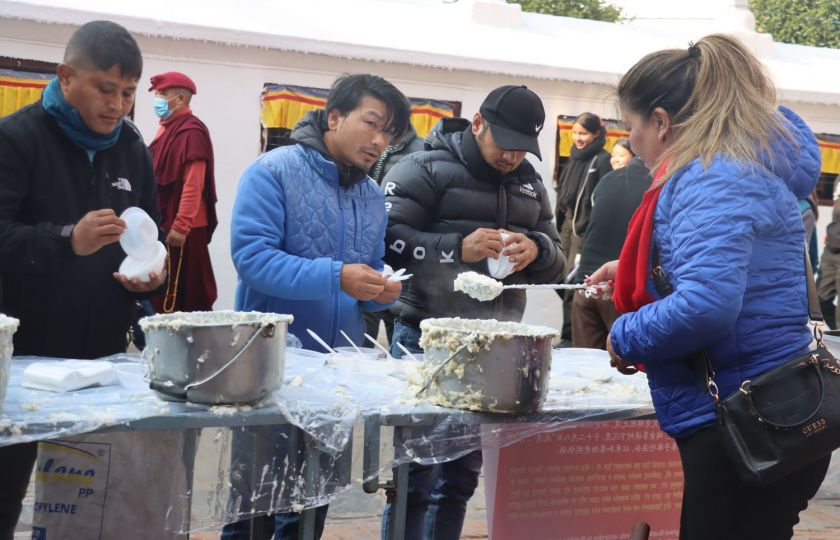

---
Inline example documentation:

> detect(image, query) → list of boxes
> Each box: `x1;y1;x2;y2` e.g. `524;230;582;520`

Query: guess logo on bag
802;418;827;437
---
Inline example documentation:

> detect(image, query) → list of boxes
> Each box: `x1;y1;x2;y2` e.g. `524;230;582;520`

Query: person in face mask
147;71;218;313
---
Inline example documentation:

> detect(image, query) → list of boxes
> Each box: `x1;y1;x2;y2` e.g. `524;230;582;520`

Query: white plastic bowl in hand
118;242;166;283
487;232;515;279
118;207;165;282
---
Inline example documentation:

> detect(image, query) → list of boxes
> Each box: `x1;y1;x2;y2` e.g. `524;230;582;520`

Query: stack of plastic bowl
333;346;385;360
0;314;20;412
118;207;166;282
114;362;148;392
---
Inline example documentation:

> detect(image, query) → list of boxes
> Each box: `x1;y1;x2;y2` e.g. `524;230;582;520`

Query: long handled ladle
454;271;604;302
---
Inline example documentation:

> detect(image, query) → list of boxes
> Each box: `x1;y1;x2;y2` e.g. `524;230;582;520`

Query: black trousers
0;442;37;540
676;425;830;540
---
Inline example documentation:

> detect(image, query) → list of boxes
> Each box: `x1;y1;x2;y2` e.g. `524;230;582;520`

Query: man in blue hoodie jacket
231;74;410;351
225;74;411;539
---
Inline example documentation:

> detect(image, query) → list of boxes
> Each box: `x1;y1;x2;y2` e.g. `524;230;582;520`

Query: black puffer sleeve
383;156;463;273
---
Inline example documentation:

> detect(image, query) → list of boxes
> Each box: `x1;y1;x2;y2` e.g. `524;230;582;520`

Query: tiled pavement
185;479;840;539
18;475;840;539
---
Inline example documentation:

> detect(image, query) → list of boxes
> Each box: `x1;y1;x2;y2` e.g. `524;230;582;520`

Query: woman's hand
606;334;638;375
585;260;618;285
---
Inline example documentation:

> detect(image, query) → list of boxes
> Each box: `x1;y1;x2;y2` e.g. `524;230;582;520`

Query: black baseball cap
479;85;545;160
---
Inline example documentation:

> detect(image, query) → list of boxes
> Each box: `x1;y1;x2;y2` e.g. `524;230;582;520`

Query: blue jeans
390;320;423;359
382;321;483;540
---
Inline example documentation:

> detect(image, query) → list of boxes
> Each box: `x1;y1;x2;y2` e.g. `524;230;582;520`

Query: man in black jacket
381;86;565;540
0;21;163;537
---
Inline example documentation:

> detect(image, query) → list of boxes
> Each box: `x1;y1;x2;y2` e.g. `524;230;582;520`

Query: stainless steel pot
0;314;19;412
419;318;558;413
139;311;293;405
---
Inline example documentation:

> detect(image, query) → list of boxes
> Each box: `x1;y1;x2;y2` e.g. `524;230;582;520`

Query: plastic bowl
333;346;385;360
487;233;515;279
286;348;327;362
114;362;148;392
118;241;166;282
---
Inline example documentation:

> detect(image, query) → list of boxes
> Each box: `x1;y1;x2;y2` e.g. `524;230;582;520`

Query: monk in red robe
148;72;218;312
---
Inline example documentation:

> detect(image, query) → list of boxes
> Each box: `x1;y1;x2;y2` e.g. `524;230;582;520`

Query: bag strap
651;243;822;402
805;247;823;322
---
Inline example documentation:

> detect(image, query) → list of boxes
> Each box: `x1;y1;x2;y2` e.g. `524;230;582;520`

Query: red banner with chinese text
483;420;682;540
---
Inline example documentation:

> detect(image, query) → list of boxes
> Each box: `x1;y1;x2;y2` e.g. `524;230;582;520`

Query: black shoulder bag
651;247;840;486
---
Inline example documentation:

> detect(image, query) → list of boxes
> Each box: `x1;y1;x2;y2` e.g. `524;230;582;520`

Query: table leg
388;460;409;540
298;434;320;540
362;416;381;494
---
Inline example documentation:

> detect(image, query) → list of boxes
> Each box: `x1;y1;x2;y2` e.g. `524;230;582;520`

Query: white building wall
3;17;840;328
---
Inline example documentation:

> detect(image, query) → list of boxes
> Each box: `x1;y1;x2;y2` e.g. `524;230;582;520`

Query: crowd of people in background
0;18;835;540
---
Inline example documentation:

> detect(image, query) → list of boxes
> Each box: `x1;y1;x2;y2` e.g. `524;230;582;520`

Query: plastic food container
114;362;148;391
118;207;166;282
333;347;385;360
487;233;515;279
120;207;159;259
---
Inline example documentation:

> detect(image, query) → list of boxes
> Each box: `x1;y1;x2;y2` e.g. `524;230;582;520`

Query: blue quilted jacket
231;112;389;351
610;106;822;438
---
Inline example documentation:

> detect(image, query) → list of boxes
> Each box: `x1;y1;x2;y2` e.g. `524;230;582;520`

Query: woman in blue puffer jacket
588;34;829;539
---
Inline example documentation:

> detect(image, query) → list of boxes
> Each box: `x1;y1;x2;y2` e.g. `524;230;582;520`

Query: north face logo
111;178;132;192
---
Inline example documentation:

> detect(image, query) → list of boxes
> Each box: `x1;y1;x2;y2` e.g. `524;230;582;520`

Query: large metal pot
139;311;293;405
418;317;558;413
0;314;19;412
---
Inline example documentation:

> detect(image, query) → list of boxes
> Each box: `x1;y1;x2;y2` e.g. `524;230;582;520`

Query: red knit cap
148;72;197;94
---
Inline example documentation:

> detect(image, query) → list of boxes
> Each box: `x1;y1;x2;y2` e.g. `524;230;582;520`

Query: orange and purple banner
0;69;51;118
261;83;456;139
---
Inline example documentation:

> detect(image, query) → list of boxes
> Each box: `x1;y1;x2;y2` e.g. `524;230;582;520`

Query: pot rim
139;310;293;331
420;317;558;338
0;314;19;333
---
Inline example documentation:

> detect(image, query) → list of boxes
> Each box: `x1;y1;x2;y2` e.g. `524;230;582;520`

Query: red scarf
614;165;667;314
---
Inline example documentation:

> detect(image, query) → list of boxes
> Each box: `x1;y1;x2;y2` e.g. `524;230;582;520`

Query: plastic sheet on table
3;348;656;535
377;347;654;469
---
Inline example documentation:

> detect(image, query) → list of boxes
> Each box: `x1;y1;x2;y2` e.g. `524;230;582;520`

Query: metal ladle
415;339;475;397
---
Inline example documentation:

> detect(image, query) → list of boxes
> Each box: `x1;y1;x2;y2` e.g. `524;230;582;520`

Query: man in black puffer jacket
381;86;565;540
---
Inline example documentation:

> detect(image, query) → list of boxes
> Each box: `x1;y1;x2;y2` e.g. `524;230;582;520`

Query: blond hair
618;34;792;186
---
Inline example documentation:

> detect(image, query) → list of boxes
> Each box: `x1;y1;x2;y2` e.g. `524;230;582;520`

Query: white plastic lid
119;207;159;259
